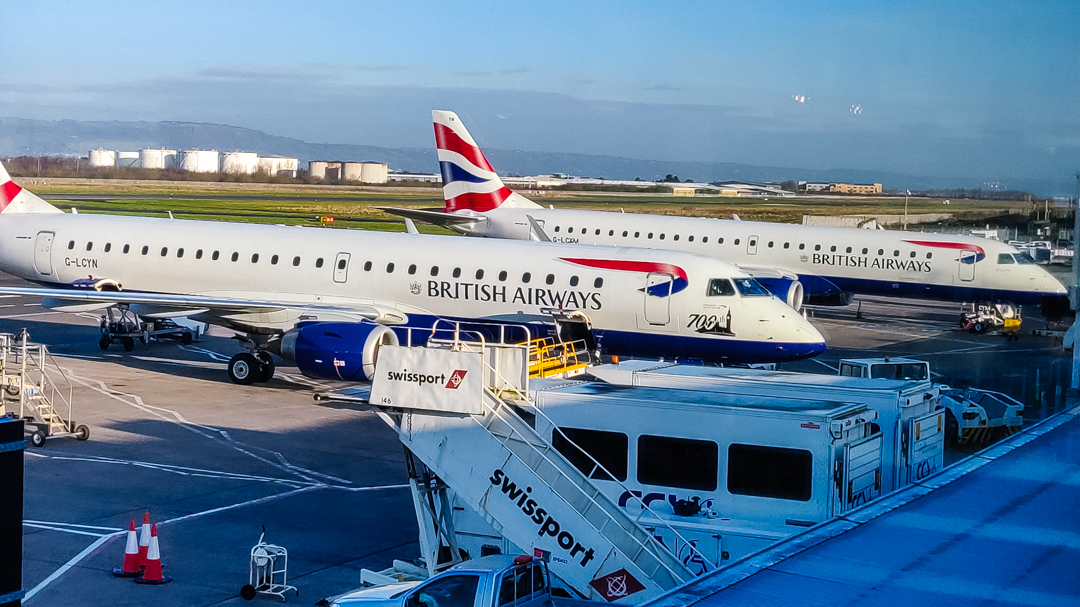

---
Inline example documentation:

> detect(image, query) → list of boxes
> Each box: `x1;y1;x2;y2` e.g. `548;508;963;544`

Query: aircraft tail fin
0;162;62;214
432;110;540;213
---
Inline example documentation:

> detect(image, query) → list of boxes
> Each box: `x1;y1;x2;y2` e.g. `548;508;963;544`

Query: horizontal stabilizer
375;206;482;227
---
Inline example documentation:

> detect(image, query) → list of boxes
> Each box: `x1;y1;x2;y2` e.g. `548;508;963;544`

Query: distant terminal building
711;181;794;197
387;172;441;183
799;181;883;195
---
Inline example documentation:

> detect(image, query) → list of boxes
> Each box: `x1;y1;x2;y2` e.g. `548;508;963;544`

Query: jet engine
755;277;805;312
278;322;399;381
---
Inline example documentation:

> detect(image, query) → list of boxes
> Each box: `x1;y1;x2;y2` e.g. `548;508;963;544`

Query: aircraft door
644;272;673;325
333;252;351;283
747;235;759;255
958;251;976;282
34;231;54;276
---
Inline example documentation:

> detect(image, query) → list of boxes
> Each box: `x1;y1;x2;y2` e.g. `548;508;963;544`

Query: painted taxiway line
22;533;120;602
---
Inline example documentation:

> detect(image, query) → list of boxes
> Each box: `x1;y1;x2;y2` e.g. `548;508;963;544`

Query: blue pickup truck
327;555;617;607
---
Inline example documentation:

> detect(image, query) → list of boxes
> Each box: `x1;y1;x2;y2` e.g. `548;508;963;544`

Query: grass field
23;178;1035;233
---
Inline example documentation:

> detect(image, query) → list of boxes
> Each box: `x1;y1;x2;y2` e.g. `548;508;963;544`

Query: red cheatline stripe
559;258;688;280
903;240;984;254
434;123;495;173
445;188;512;213
0;180;22;207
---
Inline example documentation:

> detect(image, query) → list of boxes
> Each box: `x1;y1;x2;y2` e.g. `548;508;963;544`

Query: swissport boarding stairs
368;336;699;603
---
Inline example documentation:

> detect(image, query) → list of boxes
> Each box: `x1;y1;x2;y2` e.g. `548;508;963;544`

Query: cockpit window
707;278;735;296
997;253;1015;265
1013;253;1036;265
733;277;770;296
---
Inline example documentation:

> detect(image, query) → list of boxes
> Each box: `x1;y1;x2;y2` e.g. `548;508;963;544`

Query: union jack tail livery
0;163;61;215
433;111;540;213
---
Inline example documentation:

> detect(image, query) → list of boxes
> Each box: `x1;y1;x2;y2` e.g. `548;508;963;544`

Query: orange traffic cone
112;520;142;577
137;512;151;567
135;524;172;585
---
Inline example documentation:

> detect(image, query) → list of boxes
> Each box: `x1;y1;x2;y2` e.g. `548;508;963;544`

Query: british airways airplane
380;111;1067;312
0;162;824;384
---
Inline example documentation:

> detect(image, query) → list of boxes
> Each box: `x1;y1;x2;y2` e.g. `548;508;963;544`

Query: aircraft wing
734;264;802;281
375;206;482;228
0;287;409;324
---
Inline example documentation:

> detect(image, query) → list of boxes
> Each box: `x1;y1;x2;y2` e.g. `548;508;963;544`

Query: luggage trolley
241;527;298;601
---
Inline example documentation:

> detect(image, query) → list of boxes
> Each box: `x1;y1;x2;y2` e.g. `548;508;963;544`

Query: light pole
904;190;910;230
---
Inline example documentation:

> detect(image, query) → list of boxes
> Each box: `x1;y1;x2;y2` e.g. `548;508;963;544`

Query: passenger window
498;271;507;281
161;247;168;257
673;235;679;241
545;274;555;285
998;253;1015;265
659;233;665;240
475;269;484;280
251;253;259;263
123;245;130;254
568;227;574;234
687;235;693;242
364;261;372;271
909;251;916;258
768;241;774;248
386;262;394;273
292;256;300;266
648;233;654;239
231;252;239;262
315;258;324;268
569;276;579;287
783;242;789;249
728;444;813;501
408;264;417;274
594;277;603;288
638;435;718;491
830;245;836;252
846;247;852;253
702;237;708;243
814;244;820;251
212;250;220;260
68;241;75;250
141;246;149;255
862;248;868;254
338;259;347;270
86;242;93;251
196;250;203;259
634;232;640;238
926;253;932;259
893;250;899;256
270;255;278;265
522;272;531;283
430;266;439;276
553;427;628;481
177;248;184;258
608;230;614;236
453;268;461;278
877;249;884;255
734;238;740;245
104;243;112;252
798;243;805;250
718;238;724;244
595;229;601;236
554;226;560;232
707;279;735;296
622;231;628;237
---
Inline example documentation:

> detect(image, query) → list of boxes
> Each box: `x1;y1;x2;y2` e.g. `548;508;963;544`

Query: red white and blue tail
433;111;539;213
0;162;62;214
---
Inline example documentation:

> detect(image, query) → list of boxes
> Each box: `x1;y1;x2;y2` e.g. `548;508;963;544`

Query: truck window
637;435;718;491
839;363;864;378
728;444;813;501
870;363;928;380
410;574;480;607
498;563;546;605
553;428;627;481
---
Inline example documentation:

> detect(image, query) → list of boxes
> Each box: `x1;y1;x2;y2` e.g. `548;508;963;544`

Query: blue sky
1;1;1077;187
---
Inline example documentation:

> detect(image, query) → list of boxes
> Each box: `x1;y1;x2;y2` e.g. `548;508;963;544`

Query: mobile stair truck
349;333;883;603
590;360;943;492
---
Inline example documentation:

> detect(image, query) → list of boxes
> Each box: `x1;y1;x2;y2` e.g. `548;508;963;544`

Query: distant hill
0;117;1064;195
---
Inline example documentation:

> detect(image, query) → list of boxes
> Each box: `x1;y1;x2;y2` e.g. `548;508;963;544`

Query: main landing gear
228;351;276;385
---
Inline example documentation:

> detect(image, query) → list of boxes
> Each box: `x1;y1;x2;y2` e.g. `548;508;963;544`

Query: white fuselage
0;212;825;363
454;208;1067;305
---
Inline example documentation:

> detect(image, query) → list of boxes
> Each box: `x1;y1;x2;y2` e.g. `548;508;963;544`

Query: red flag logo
445;370;467;389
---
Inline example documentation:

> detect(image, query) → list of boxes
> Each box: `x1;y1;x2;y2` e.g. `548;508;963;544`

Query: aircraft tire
228;353;259;385
254;352;275;383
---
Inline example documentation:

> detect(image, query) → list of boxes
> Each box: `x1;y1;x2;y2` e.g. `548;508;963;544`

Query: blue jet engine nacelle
754;277;805;312
279;322;399;381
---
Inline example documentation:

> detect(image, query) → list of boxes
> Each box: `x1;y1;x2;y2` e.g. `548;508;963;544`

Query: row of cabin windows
359;260;604;288
553;427;813;501
547;229;934;260
65;239;607;288
70;240;317;267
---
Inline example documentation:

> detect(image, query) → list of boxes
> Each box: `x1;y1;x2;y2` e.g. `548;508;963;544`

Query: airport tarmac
8;270;1073;606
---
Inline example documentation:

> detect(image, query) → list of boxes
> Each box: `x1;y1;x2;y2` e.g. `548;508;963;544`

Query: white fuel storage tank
258;155;299;177
88;149;116;167
180;149;220;173
138;148;177;169
116;151;140;167
221;151;259;174
360;162;388;184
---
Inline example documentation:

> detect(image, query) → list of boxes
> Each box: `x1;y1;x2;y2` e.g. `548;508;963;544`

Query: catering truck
590;360;944;491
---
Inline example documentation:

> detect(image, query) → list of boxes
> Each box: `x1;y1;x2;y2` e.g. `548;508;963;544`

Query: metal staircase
0;330;85;447
370;334;700;604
